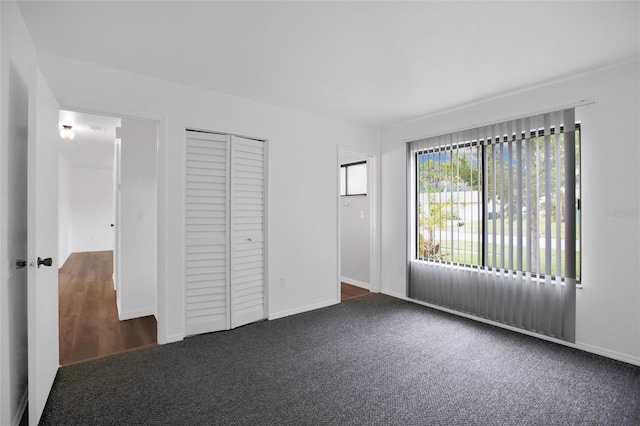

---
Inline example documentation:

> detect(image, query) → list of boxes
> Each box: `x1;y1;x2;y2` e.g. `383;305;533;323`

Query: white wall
37;52;381;343
380;61;640;365
117;117;157;320
0;2;35;424
57;154;72;267
69;167;114;253
339;153;370;287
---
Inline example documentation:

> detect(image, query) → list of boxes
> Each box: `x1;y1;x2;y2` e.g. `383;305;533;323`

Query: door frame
337;145;381;300
54;99;167;343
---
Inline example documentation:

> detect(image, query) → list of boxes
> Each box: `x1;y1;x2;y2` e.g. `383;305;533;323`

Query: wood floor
341;282;370;300
58;256;365;365
59;251;157;366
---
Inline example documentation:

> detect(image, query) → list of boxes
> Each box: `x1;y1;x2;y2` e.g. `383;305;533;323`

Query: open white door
27;66;60;425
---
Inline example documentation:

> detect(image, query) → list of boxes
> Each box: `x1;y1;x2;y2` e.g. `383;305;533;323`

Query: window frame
340;161;368;197
411;123;581;283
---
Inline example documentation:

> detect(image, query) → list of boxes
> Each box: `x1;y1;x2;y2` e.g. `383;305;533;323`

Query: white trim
58;251;71;269
55;98;165;122
262;139;269;323
380;289;406;300
268;299;339;321
225;134;232;329
159;333;184;345
13;389;28;426
575;343;640;367
382;290;640;367
118;307;155;321
337;145;381;301
53;99;168;346
340;277;370;291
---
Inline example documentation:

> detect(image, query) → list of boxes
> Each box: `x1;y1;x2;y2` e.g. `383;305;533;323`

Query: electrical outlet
280;277;287;288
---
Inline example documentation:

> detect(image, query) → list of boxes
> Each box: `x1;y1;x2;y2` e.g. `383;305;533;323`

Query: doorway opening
57;110;158;365
337;147;380;302
58;252;156;365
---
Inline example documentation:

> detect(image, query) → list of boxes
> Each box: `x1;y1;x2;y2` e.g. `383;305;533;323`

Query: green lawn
428;228;581;280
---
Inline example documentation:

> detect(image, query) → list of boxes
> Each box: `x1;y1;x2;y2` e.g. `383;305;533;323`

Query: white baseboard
575;342;640;367
118;307;155;321
158;333;184;345
71;247;114;253
340;277;370;290
269;299;339;321
380;289;406;299
381;290;640;367
13;388;28;426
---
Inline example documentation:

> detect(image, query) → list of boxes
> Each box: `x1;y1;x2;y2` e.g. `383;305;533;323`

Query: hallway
58;251;156;365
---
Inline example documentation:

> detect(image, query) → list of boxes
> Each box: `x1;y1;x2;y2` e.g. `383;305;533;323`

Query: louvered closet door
230;136;266;328
185;131;230;335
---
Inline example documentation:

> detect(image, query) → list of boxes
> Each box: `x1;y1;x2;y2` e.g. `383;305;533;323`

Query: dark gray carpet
41;294;640;425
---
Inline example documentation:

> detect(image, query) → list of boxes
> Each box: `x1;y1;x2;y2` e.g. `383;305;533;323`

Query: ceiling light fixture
60;125;75;140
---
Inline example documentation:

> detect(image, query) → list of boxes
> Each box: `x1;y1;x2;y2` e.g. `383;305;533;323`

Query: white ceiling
58;110;120;170
19;1;640;128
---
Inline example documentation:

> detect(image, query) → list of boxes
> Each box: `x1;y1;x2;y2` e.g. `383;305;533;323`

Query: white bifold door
185;130;267;335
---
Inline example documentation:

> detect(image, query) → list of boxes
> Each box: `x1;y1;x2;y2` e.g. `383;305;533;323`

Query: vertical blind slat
449;136;454;261
476;130;482;263
544;114;552;276
564;109;576;280
507;121;515;270
499;131;505;269
516;119;523;272
491;126;497;268
554;112;563;277
525;117;532;274
482;127;489;266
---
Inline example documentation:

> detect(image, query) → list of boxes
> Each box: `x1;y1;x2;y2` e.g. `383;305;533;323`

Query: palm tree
417;162;451;260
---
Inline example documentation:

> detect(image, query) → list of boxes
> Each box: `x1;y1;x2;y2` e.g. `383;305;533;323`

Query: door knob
15;259;27;269
37;257;53;268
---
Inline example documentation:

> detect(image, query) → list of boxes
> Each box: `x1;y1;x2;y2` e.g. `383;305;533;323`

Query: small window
340;161;367;196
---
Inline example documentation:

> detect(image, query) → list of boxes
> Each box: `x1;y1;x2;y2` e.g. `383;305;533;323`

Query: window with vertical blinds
408;108;579;342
